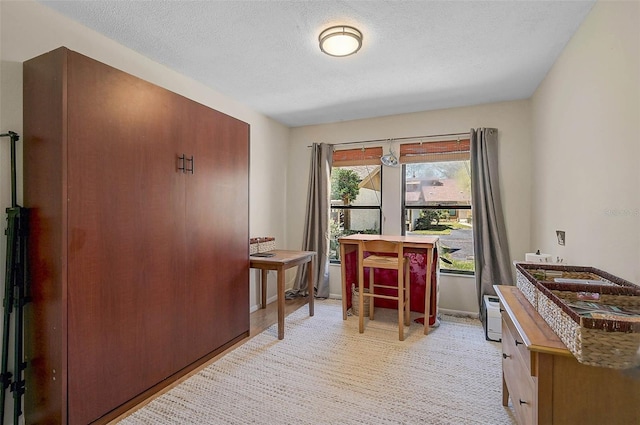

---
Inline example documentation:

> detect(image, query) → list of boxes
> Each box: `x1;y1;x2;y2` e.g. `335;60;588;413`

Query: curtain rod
307;131;470;148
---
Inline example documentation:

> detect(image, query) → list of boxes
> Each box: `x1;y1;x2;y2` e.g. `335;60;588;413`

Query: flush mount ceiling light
319;25;363;57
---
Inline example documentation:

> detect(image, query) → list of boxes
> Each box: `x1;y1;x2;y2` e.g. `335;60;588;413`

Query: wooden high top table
249;250;316;340
339;234;438;335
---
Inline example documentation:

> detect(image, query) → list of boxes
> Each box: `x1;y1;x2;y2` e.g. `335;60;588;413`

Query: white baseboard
249;294;278;313
327;294;478;319
439;308;479;319
250;293;340;313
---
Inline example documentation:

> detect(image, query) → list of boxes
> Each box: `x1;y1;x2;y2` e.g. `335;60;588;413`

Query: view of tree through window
330;165;382;261
403;160;474;274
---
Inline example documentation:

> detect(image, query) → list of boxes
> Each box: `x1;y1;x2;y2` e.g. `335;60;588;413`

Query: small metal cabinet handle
186;155;194;174
515;339;523;346
178;154;186;173
519;399;528;405
502;353;511;359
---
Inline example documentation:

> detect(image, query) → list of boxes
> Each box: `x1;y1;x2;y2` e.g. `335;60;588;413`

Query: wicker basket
351;283;370;315
516;263;640;369
538;289;640;369
516;267;539;309
249;237;275;254
517;265;611;311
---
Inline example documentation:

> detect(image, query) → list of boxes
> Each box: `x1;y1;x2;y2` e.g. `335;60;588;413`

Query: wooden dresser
495;285;640;425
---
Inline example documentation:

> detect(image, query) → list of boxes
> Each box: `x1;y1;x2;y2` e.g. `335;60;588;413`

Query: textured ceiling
39;0;595;127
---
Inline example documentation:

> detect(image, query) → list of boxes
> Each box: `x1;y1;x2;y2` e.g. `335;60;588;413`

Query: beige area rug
118;299;517;424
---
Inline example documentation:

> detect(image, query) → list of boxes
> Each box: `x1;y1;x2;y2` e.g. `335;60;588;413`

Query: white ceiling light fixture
319;25;363;57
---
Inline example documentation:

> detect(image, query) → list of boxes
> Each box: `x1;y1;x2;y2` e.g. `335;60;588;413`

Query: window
330;147;382;262
401;139;474;274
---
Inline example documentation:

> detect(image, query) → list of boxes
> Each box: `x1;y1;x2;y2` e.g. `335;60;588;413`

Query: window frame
329;153;384;264
399;140;474;276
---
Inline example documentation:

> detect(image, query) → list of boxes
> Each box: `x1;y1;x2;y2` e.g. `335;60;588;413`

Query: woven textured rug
117;299;516;424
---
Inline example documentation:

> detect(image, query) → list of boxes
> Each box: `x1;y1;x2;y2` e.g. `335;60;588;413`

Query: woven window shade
400;139;470;163
332;147;383;166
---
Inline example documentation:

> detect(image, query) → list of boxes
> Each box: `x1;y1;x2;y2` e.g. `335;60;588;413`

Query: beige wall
289;0;640;310
289;100;533;313
0;1;291;313
531;0;639;283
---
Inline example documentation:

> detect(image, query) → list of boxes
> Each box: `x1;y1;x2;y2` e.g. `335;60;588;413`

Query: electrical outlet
556;230;565;246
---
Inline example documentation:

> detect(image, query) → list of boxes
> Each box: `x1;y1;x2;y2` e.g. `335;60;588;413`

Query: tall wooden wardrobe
23;47;250;424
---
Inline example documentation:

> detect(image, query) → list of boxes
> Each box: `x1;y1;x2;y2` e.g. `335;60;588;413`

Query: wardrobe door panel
182;102;249;363
23;47;67;425
65;52;185;424
25;47;249;424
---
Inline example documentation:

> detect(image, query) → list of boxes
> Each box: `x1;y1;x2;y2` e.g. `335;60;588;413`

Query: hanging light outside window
381;142;399;167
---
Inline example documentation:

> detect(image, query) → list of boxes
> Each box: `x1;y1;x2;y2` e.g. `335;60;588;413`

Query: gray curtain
470;128;512;319
294;142;334;298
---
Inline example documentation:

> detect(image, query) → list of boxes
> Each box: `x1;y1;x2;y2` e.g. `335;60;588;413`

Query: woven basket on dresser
517;264;606;311
516;263;640;369
516;266;539;309
249;237;276;254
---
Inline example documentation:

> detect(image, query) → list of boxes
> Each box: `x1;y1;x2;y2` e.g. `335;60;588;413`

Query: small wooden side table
250;250;316;340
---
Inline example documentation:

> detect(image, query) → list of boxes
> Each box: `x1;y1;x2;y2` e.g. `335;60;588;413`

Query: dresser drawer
502;317;536;425
502;346;535;425
502;312;532;374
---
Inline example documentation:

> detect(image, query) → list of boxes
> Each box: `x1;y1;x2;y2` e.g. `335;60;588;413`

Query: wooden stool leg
369;269;375;320
398;268;404;341
359;273;365;334
404;262;411;326
424;249;433;335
